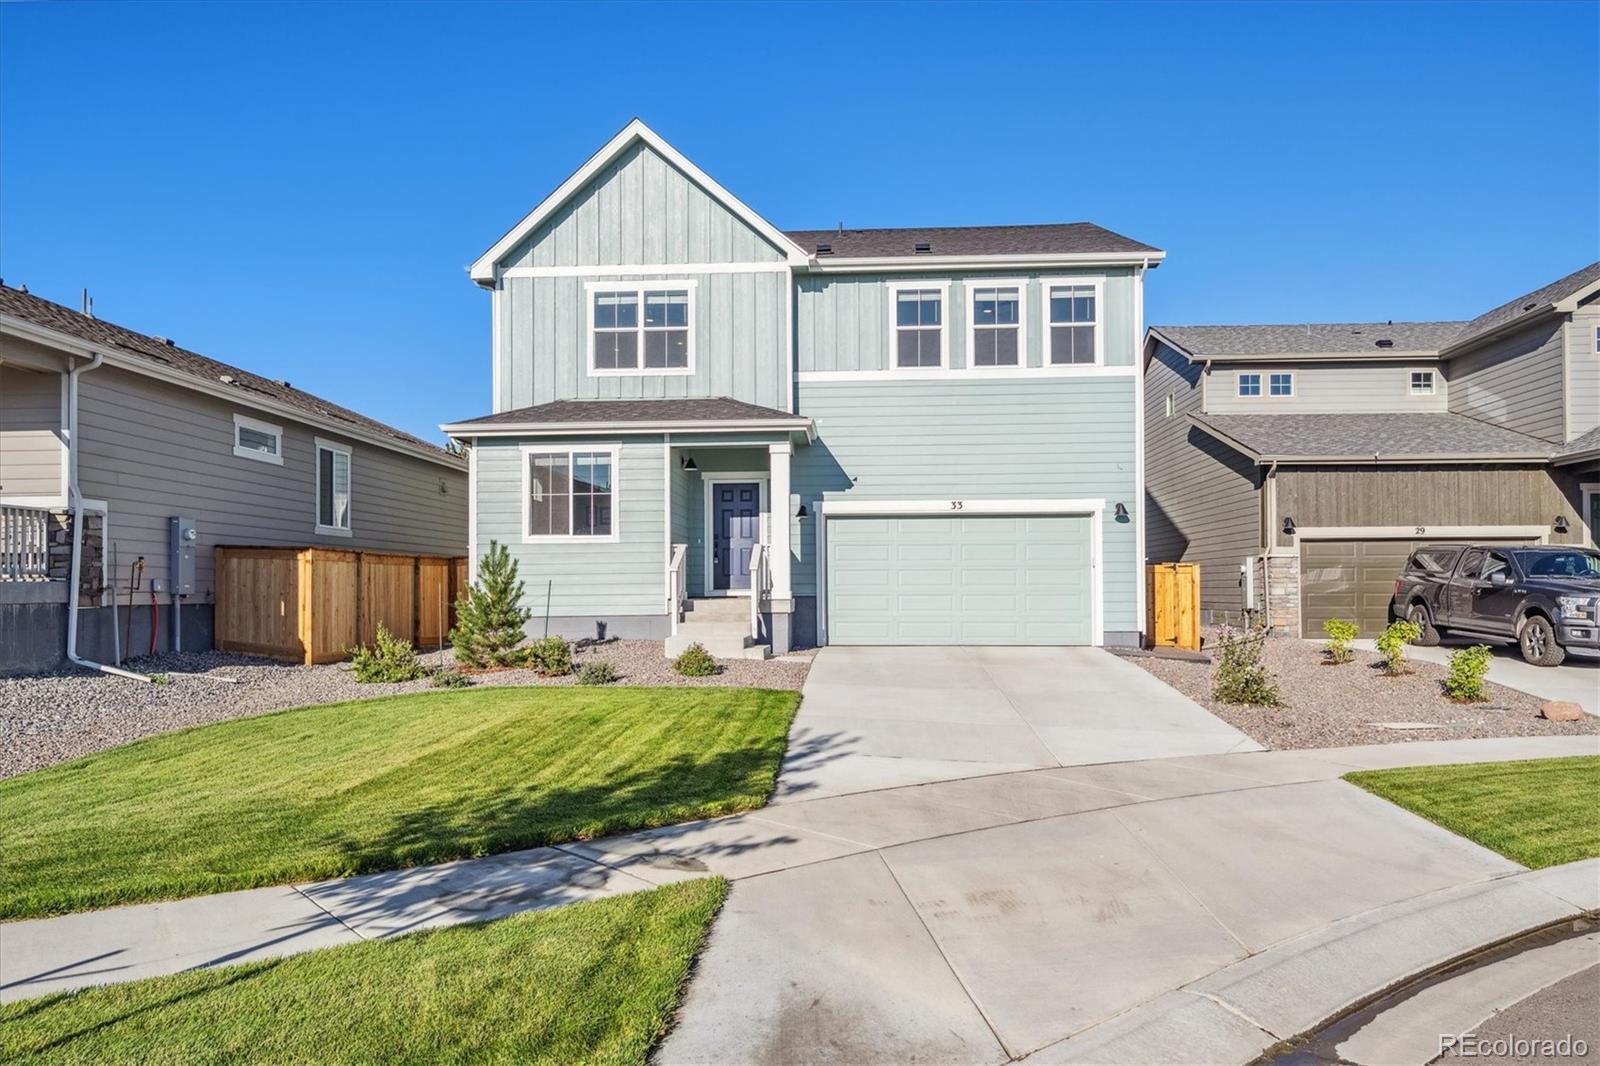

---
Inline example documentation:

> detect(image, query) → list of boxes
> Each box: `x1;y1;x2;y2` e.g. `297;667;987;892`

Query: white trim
467;442;479;584
797;365;1136;383
1237;371;1263;397
887;281;951;371
442;418;812;438
814;497;1107;647
964;278;1028;371
518;443;622;544
1268;371;1295;398
313;437;353;537
501;261;790;279
663;433;673;619
702;473;769;597
1407;367;1437;397
1133;260;1148;637
470;118;808;282
784;272;795;414
0;494;68;508
803;251;1164;274
490;285;503;412
584;280;697;378
59;372;69;502
1578;483;1598;547
1043;276;1105;367
232;412;285;465
1293;524;1550;541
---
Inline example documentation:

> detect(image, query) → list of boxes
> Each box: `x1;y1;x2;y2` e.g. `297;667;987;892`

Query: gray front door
714;482;760;591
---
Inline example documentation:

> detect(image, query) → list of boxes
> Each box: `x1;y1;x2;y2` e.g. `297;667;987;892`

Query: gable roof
786;223;1161;261
1189;412;1553;464
0;284;460;467
441;397;812;438
1552;425;1600;467
1442;260;1600;355
1149;322;1463;361
470;119;808;283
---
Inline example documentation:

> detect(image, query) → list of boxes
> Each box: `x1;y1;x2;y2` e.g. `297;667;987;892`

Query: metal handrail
748;542;767;643
667;543;687;635
1;505;52;582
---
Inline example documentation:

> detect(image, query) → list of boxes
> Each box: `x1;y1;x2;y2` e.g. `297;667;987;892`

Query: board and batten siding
1144;343;1262;620
74;366;466;597
1203;360;1448;414
791;376;1140;635
1447;318;1566;442
0;363;65;501
474;436;666;623
1565;299;1600;439
796;269;1137;373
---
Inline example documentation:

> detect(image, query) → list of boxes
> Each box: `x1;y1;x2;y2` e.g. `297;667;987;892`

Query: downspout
1261;460;1278;629
65;351;150;681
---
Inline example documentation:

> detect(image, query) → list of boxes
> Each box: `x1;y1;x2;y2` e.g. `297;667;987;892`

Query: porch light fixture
1114;502;1129;521
795;503;809;518
680;456;698;471
1554;515;1570;534
1282;516;1296;536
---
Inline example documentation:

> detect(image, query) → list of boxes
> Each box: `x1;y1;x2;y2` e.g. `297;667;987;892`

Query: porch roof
441;397;813;439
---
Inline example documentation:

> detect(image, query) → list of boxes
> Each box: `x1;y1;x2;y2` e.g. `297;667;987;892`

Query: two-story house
442;120;1163;656
1144;261;1600;637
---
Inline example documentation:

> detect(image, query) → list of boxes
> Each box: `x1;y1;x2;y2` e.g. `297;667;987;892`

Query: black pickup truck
1391;544;1600;666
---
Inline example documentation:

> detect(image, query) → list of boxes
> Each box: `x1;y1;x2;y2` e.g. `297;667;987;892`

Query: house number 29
950;500;964;510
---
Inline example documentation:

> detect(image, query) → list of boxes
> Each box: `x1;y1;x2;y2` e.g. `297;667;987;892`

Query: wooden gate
1147;563;1200;651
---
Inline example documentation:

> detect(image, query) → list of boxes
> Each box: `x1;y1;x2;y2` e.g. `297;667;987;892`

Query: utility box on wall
168;515;197;596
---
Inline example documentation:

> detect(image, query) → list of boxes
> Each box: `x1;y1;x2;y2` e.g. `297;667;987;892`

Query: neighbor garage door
1301;535;1538;637
826;514;1093;645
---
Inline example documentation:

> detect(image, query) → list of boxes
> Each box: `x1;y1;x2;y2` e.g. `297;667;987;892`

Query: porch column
767;441;793;604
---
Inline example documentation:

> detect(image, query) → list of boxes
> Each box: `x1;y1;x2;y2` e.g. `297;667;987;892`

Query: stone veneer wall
43;510;105;604
1265;554;1300;636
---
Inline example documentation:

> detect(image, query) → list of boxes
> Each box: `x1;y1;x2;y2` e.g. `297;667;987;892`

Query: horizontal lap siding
474;436;665;618
75;367;466;598
793;377;1139;633
0;364;63;498
1567;303;1600;439
1447;318;1565;442
1204;360;1447;413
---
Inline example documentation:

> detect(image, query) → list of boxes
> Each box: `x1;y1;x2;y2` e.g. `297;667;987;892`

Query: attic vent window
1375;338;1395;348
815;242;832;255
913;241;932;254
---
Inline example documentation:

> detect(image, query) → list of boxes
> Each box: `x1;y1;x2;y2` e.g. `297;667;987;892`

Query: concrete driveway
1351;636;1600;716
777;646;1262;801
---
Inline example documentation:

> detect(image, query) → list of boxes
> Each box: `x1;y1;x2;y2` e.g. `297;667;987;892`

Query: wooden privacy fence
216;547;467;664
1147;562;1200;651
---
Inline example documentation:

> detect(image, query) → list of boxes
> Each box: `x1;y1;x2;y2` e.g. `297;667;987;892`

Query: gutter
800;250;1165;274
440;418;816;441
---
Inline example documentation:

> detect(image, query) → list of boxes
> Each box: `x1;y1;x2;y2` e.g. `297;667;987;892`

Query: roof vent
219;374;235;385
1375;338;1395;348
1522;301;1537;311
275;379;291;388
154;336;175;346
913;241;932;254
815;242;832;255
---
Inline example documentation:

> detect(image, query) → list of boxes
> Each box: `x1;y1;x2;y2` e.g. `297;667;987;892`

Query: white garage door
826;514;1093;645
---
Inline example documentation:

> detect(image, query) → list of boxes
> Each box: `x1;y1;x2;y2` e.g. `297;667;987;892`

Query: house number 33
950;501;964;510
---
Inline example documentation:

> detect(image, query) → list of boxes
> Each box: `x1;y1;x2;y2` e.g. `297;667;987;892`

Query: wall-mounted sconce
795;503;809;518
1553;515;1569;534
680;456;698;471
1113;502;1129;521
1282;516;1296;536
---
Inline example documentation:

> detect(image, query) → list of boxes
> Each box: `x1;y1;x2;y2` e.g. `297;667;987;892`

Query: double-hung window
1238;372;1262;397
1410;369;1436;396
1046;281;1100;365
1269;372;1294;397
969;283;1023;367
589;284;693;374
892;286;945;368
233;413;283;465
315;439;352;536
524;447;616;540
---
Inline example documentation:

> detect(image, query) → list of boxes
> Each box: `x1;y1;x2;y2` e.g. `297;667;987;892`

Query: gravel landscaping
1132;635;1600;750
0;640;812;779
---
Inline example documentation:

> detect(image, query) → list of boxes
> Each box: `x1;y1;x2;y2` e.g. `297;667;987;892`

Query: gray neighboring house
0;284;467;674
1144;261;1600;637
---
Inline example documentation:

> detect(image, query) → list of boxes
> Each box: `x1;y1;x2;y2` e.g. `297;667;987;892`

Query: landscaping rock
1540;701;1586;722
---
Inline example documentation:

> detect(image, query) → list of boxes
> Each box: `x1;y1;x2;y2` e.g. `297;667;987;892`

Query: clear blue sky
3;1;1595;442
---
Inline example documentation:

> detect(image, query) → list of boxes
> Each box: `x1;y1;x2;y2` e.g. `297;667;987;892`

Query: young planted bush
1211;625;1282;706
673;643;719;678
528;635;573;677
451;541;533;669
576;660;617;686
350;623;426;683
1376;619;1422;676
1322;618;1359;665
1445;644;1493;702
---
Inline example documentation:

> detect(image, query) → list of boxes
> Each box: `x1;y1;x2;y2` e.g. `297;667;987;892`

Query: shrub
350;623;426;683
1211;625;1282;706
1376;619;1422;676
1445;644;1493;702
528;635;573;677
673;643;719;678
1322;618;1359;665
576;660;617;686
429;666;474;689
451;541;533;669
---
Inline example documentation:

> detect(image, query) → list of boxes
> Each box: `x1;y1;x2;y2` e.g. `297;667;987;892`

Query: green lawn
0;687;798;919
1;877;726;1065
1345;756;1600;869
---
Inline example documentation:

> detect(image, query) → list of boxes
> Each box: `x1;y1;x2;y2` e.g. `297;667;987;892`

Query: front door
713;482;760;592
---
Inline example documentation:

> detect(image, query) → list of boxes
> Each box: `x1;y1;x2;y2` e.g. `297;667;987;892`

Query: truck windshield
1518;551;1600;578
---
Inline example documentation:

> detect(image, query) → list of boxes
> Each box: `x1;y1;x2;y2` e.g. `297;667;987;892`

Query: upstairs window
589;284;693;374
233;413;283;465
315;439;352;536
1238;372;1262;397
1269;372;1294;397
1410;369;1436;395
892;286;945;368
524;448;616;540
1047;282;1100;365
969;284;1023;367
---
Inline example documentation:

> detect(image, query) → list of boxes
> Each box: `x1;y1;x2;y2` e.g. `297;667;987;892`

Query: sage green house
445;120;1163;655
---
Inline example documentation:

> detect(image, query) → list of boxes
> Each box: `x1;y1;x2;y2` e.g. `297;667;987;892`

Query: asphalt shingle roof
1552;426;1600;464
1451;261;1600;351
784;223;1160;259
1190;412;1554;462
446;397;808;428
0;284;455;460
1151;322;1466;358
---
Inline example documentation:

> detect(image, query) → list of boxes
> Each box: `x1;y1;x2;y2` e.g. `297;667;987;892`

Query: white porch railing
748;542;768;644
667;543;687;635
2;505;52;581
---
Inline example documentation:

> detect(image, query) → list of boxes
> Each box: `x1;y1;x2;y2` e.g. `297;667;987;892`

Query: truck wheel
1406;603;1441;646
1518;616;1566;667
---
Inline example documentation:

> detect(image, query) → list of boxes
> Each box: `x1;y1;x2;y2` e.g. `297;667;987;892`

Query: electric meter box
168;515;198;596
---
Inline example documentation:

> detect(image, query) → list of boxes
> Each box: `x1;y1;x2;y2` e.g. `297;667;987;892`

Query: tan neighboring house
1144;261;1600;637
0;283;467;674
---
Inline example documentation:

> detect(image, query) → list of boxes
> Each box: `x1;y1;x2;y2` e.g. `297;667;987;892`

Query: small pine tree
451;541;533;668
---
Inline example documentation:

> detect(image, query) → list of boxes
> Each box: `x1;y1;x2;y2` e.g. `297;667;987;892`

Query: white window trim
887;281;951;371
233;412;284;465
965;278;1027;371
700;472;769;598
519;443;622;544
1408;368;1437;397
1043;276;1106;368
1268;371;1295;398
313;437;353;537
584;281;697;378
1238;371;1263;397
1581;482;1599;547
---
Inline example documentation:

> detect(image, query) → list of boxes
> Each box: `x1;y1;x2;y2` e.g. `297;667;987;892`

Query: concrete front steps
664;596;770;660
